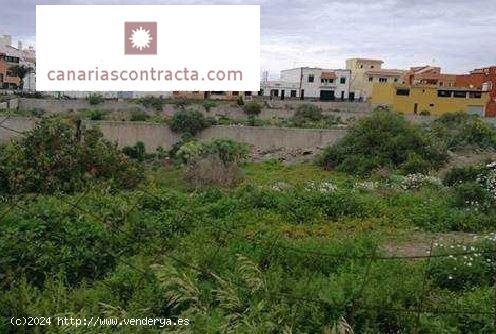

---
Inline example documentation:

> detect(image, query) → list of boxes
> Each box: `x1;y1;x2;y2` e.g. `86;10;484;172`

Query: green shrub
176;139;249;186
0;118;143;194
136;96;166;110
88;93;104;105
453;182;492;209
170;109;209;135
130;110;150;122
293;104;323;122
122;141;147;161
83;109;105;121
202;100;217;112
443;165;486;186
430;112;496;150
320;109;447;175
243;101;262;117
236;95;244;106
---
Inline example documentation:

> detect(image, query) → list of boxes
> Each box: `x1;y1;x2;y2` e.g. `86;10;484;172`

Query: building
259;80;300;99
0;35;12;47
261;67;351;101
455;66;496;117
346;58;405;101
402;66;457;87
0;42;36;91
0;51;21;89
371;83;489;116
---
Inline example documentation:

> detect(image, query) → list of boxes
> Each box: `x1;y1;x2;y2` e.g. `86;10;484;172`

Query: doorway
320;90;335;101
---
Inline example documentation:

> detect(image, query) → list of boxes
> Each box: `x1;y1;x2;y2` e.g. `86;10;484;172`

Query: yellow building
345;58;405;101
371;83;490;116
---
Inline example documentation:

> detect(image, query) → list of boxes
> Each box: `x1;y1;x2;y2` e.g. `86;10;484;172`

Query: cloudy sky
2;0;495;78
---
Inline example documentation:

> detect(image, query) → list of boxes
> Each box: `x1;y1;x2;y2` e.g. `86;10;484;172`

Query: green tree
10;65;33;90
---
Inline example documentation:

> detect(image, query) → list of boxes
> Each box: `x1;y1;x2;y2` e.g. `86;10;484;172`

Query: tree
10;65;32;90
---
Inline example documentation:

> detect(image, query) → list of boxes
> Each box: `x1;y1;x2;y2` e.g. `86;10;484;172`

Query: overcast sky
2;0;496;78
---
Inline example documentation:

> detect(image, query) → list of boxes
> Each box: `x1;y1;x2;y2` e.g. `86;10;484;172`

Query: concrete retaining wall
18;98;145;113
0;117;347;152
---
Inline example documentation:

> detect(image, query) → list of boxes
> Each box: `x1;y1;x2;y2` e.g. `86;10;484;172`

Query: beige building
346;58;405;101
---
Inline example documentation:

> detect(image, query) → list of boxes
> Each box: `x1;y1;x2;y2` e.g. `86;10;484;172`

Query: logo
124;22;157;55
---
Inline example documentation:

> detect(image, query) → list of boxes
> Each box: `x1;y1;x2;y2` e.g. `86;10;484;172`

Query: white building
260;67;352;101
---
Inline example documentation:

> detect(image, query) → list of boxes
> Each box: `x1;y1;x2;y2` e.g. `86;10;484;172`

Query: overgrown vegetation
88;93;105;106
1;159;495;333
0;118;143;193
177;138;249;186
430;112;496;150
1;108;496;333
135;96;166;110
320;109;447;175
169;109;211;135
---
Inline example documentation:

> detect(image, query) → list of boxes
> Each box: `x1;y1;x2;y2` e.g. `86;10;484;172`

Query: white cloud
1;0;495;73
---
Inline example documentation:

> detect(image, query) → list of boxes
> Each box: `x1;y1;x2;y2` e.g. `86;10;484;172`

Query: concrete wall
0;117;347;152
18;98;146;113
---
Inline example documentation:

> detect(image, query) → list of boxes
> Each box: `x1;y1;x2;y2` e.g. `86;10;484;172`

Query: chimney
18;40;23;50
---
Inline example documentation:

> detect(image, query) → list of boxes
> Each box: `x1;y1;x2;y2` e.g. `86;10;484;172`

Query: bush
170;109;209;135
293;104;323;122
88;93;104;105
430;112;496;150
83;109;105;121
203;100;217;112
130;110;150;122
453;182;492;209
122;141;147;161
177;139;249;186
136;96;166;110
243;101;262;117
443;165;486;186
320;109;447;175
236;96;245;106
0;118;143;194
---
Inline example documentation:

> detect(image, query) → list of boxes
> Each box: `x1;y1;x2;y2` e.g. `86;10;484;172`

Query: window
371;65;375;69
258;89;264;96
379;78;387;83
6;71;14;77
0;73;3;83
290;90;297;98
438;90;452;98
211;91;225;95
469;91;482;99
369;77;373;82
308;74;314;83
232;91;239;96
453;91;467;98
396;88;410;96
359;65;364;69
340;77;346;84
394;78;398;82
271;89;279;97
244;91;252;97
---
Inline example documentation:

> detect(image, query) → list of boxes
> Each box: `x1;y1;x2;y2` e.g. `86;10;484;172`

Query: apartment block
0;52;21;89
455;67;496;117
345;58;405;101
261;67;351;101
402;66;457;87
371;83;489;116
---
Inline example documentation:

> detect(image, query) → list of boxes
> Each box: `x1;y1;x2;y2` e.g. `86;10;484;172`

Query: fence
0;112;494;332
